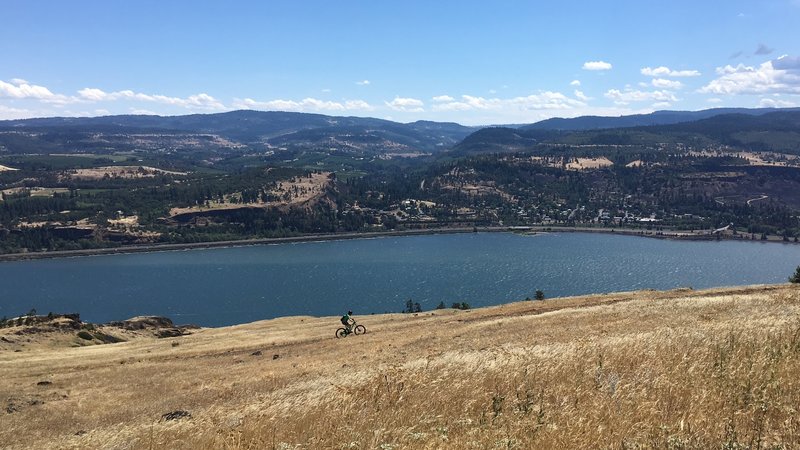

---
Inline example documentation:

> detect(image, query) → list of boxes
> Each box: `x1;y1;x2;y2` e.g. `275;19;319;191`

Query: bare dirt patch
566;156;614;170
169;172;333;218
65;166;186;180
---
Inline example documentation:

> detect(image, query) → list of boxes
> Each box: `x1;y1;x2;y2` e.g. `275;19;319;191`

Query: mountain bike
335;320;366;338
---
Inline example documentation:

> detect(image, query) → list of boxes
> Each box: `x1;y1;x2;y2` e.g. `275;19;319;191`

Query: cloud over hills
700;56;800;95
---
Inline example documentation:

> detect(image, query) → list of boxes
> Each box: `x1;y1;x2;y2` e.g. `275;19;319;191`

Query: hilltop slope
1;284;799;449
522;107;800;131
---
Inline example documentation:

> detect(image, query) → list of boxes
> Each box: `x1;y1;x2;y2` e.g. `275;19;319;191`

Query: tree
403;299;422;313
436;301;446;310
535;290;545;301
790;266;800;283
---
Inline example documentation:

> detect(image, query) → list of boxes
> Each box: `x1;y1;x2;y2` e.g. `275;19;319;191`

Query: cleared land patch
168;171;333;218
566;156;614;170
65;166;186;180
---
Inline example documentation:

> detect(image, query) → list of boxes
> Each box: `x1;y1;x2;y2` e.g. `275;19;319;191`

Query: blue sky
2;0;800;125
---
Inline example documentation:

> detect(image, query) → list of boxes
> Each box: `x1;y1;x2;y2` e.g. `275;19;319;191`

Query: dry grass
168;172;331;218
566;157;614;170
1;285;799;449
66;166;186;180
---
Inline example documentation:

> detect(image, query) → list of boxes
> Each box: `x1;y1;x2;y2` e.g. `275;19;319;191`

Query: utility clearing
1;284;799;449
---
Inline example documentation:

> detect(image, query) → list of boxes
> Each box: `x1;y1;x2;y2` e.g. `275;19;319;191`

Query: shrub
77;331;94;341
535;290;545;301
436;301;446;310
790;266;800;283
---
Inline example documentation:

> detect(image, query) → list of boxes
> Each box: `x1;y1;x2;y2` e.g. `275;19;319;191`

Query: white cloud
77;88;109;101
652;102;672;108
233;97;373;112
570;80;581;86
574;90;590;101
431;91;586;113
432;95;454;102
77;88;226;110
321;88;332;93
0;104;36;120
510;91;588;109
385;97;425;112
700;58;800;95
715;64;745;75
758;97;797;108
641;66;701;77
651;78;683;89
582;61;612;71
344;100;371;109
356;80;370;86
706;98;724;103
604;89;678;105
0;79;72;104
130;108;159;115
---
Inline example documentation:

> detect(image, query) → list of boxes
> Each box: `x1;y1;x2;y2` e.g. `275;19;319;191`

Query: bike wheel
335;328;348;338
354;325;366;335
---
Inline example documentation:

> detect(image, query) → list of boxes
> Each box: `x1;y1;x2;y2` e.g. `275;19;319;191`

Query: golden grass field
1;284;799;449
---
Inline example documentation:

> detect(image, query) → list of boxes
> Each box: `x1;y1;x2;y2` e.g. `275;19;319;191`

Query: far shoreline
0;224;796;262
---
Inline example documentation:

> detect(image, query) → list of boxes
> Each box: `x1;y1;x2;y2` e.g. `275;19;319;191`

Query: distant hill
522;107;800;131
453;109;800;155
3;107;799;156
450;127;548;155
0;110;477;154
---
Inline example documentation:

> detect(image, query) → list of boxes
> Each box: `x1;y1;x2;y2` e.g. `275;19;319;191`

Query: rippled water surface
2;232;799;326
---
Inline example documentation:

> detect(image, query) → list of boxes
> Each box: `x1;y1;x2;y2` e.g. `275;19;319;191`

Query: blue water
1;232;798;326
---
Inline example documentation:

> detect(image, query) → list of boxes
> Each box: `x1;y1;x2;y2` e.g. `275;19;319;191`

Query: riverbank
2;283;798;449
1;224;794;262
0;227;486;262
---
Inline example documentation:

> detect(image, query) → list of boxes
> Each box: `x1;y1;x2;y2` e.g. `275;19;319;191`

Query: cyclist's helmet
348;310;353;315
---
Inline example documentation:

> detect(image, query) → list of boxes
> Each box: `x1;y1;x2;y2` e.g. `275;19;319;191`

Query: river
1;232;797;326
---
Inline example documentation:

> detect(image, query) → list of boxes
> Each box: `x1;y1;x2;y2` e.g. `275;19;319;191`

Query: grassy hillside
1;285;799;449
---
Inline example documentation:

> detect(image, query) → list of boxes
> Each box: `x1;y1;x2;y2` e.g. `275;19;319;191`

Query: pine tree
789;266;800;283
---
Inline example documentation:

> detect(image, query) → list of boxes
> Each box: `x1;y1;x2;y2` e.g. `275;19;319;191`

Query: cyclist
340;310;354;334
